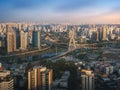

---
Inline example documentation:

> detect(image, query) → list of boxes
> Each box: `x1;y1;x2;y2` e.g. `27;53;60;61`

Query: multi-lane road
0;47;50;59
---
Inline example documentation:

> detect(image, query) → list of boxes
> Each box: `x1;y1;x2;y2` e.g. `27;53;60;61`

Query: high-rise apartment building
28;66;53;90
0;70;14;90
102;26;108;41
81;69;94;90
32;29;41;49
16;29;20;49
20;30;28;49
6;25;16;53
96;31;99;42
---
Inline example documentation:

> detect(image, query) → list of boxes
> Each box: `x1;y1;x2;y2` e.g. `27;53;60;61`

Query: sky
0;0;120;24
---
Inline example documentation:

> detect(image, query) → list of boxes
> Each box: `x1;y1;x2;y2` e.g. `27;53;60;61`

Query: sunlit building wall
81;69;94;90
20;30;28;49
6;25;16;53
28;66;53;90
0;70;14;90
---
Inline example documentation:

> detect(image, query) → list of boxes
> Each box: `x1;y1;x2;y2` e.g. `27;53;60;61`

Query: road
0;47;50;59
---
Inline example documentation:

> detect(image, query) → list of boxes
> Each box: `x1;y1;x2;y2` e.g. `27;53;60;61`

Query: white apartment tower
81;69;94;90
28;66;53;90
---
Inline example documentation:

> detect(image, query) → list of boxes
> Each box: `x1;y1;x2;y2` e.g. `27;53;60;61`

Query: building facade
81;69;94;90
28;66;53;90
20;30;28;49
6;26;16;53
102;26;108;41
0;70;14;90
32;30;41;49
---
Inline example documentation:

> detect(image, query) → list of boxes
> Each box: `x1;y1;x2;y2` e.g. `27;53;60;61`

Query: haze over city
0;0;120;24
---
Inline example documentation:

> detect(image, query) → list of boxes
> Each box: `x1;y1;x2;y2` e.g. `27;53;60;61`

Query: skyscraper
32;28;41;49
96;31;99;42
20;30;28;49
81;69;94;90
6;25;16;53
28;66;53;90
102;26;108;41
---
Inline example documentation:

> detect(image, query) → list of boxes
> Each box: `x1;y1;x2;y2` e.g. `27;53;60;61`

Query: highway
0;41;118;60
0;47;50;59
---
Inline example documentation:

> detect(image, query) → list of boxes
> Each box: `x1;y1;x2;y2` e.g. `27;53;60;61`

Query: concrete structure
105;66;114;75
68;29;76;51
0;79;14;90
32;30;41;49
102;26;108;41
96;31;99;42
0;40;4;47
20;30;28;49
0;70;14;90
0;70;10;77
81;69;94;90
7;26;16;53
28;66;53;90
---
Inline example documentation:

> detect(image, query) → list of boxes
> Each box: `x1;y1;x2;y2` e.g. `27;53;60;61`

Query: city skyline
0;0;120;24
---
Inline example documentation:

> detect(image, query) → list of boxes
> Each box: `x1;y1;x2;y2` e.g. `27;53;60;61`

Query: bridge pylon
68;28;76;51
